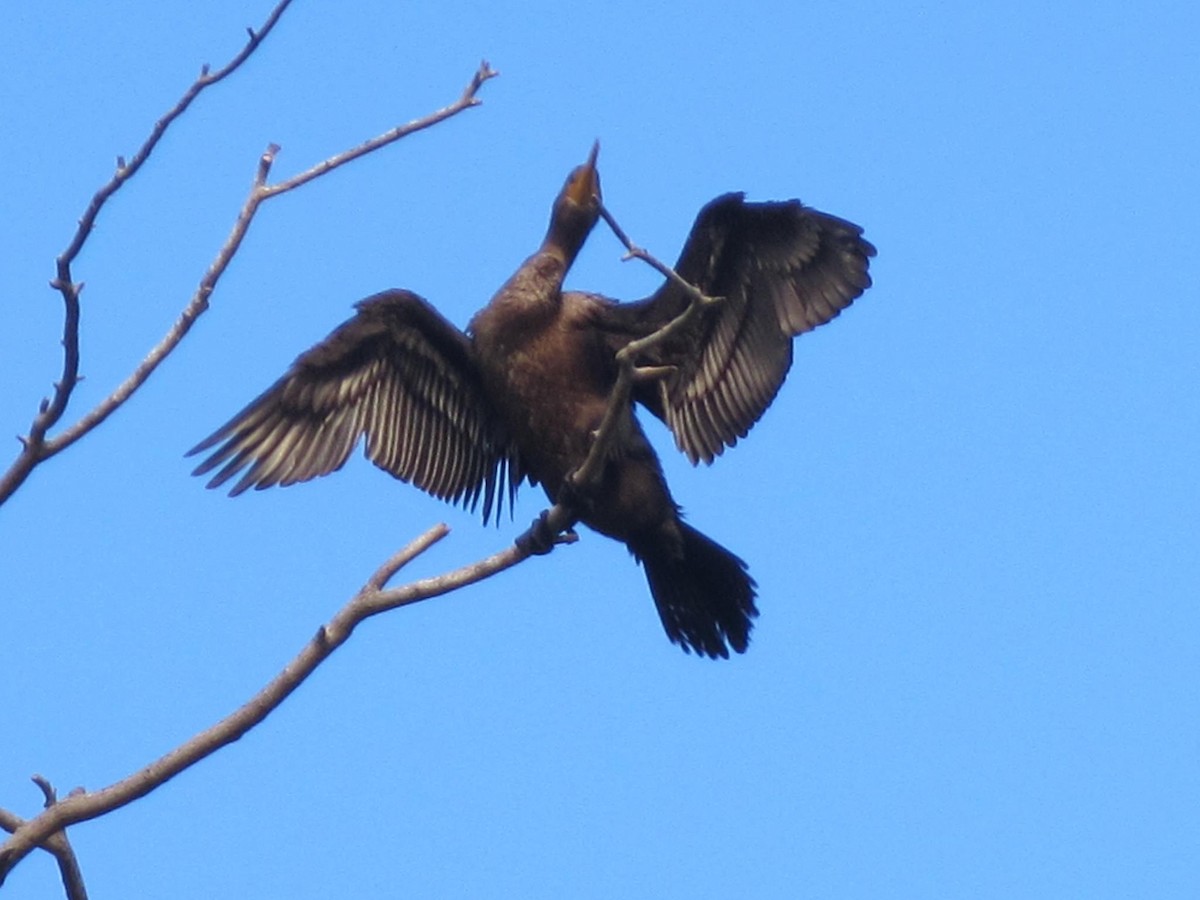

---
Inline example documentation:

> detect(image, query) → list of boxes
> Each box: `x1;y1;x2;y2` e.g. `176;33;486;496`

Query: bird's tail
629;521;758;659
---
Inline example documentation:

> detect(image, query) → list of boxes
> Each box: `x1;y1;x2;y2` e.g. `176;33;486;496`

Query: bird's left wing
596;194;875;464
189;289;519;522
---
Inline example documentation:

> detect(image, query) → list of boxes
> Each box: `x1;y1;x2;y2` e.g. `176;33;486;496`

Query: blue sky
3;1;1197;897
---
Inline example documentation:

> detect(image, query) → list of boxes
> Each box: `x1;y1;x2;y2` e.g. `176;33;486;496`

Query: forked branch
39;60;495;462
0;779;88;900
0;0;495;507
0;0;296;507
0;508;566;883
0;525;440;881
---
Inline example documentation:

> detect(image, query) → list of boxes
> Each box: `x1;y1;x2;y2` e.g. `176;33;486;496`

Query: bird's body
471;273;615;503
470;265;664;533
473;273;746;653
191;146;875;658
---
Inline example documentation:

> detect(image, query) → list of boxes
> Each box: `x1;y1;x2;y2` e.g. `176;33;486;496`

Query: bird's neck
469;208;593;350
544;207;595;264
501;248;569;309
471;250;568;351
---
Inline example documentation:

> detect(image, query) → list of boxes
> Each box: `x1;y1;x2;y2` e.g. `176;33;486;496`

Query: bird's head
546;141;602;261
563;140;602;209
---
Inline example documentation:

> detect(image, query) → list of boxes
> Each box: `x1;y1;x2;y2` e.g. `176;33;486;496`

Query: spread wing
189;289;520;522
597;193;875;463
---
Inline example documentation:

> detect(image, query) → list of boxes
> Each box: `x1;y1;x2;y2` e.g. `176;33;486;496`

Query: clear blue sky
3;1;1197;897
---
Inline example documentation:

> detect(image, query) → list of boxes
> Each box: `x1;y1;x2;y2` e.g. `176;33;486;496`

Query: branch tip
465;61;499;100
261;59;495;201
256;144;280;182
365;524;451;591
31;776;56;809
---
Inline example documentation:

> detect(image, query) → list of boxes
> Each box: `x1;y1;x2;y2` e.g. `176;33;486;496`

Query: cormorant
190;144;875;658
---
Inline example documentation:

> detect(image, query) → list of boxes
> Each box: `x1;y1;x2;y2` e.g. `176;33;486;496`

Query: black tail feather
631;522;758;659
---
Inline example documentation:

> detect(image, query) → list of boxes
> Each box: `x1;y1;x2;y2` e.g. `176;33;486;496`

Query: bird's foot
517;511;577;555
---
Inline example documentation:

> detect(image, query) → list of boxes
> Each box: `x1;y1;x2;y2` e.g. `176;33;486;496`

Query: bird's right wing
189;289;520;522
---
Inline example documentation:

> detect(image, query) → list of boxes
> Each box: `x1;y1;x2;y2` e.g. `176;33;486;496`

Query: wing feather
596;193;875;463
190;289;518;522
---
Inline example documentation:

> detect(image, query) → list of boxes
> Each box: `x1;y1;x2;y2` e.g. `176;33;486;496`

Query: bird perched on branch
190;143;875;658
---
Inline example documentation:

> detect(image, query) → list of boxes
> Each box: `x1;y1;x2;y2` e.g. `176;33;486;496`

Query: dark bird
190;144;875;658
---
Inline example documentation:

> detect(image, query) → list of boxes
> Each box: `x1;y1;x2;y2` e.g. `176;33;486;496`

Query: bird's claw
516;511;581;556
517;511;558;555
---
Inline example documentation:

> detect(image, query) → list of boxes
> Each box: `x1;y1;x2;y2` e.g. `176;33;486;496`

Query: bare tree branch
0;496;585;884
0;779;88;900
41;60;496;461
0;512;560;882
263;61;499;201
0;525;434;880
0;8;496;508
0;0;295;507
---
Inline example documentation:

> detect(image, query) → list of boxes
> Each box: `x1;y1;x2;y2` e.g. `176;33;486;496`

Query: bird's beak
566;140;601;205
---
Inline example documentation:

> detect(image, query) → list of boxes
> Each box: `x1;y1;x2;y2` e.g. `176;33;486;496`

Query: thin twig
0;54;497;508
364;524;452;591
598;204;720;308
31;776;58;809
43;61;495;456
0;0;295;508
0;524;453;882
263;61;498;200
567;204;719;492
